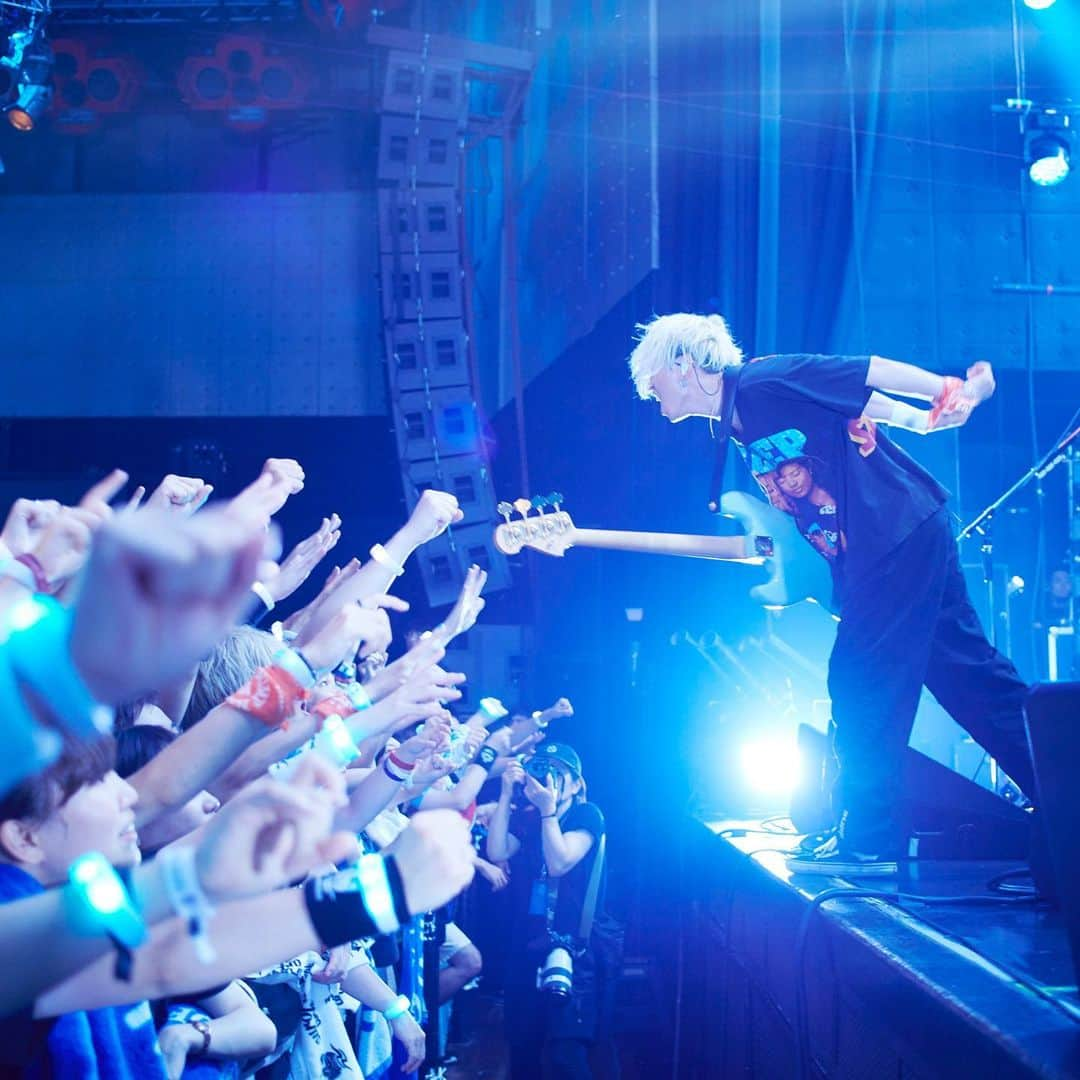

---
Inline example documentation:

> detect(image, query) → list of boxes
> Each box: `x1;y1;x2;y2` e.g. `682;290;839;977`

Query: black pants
506;946;601;1080
509;1037;592;1080
828;508;1034;853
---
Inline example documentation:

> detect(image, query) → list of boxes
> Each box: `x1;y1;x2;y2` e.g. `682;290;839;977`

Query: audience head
0;738;139;884
182;625;278;730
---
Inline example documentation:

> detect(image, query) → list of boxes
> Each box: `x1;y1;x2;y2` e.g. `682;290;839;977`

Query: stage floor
682;819;1080;1079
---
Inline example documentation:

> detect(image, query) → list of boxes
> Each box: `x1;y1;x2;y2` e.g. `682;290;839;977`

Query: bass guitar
493;492;835;612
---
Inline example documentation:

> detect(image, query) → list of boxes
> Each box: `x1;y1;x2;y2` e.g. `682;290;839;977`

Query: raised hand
386;809;476;914
363;635;455;704
929;364;996;432
146;474;214;515
295;602;390;675
963;361;996;406
69;506;268;704
266;515;342;604
434;564;487;645
501;762;525;793
32;507;109;591
484;728;513;756
379;666;464;732
0;498;61;558
28;470;131;588
395;715;453;766
523;772;558;817
77;468;129;522
229;458;305;522
282;557;361;637
509;729;546;758
403;489;463;546
193;755;354;902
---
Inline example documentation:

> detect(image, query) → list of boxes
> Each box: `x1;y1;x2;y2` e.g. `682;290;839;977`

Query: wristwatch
189;1018;212;1056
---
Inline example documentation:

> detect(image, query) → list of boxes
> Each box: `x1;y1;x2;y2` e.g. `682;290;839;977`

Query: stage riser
672;827;1080;1079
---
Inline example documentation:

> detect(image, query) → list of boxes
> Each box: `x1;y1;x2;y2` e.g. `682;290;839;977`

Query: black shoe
786;834;898;877
796;825;838;855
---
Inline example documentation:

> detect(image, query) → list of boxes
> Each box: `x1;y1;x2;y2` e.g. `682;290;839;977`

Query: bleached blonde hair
628;312;744;400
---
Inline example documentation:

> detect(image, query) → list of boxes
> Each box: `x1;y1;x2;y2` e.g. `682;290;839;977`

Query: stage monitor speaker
1025;682;1080;982
790;723;1030;860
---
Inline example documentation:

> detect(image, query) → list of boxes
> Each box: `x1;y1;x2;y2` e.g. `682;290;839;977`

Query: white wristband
369;543;405;578
159;845;216;964
251;581;275;613
355;854;398;936
0;558;35;593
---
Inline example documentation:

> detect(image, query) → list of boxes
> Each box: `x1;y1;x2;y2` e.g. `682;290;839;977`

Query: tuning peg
531;495;548;513
548;492;564;510
496;501;514;523
513;498;533;519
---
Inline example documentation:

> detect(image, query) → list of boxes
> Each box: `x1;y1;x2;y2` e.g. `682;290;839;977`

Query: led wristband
382;994;411;1021
5;595;114;740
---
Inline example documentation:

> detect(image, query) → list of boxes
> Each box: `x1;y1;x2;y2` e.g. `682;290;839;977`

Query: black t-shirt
509;801;606;943
732;354;948;602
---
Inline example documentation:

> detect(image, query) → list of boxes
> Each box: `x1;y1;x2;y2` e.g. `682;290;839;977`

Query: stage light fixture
5;37;53;133
1023;0;1057;9
7;82;52;131
1026;111;1072;187
738;735;802;799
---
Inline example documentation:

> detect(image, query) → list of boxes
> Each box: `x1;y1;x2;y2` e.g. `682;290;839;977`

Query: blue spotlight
738;734;802;799
1026;111;1073;187
1029;137;1070;186
1023;0;1057;9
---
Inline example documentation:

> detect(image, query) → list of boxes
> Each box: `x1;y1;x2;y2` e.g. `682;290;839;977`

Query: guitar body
718;491;836;613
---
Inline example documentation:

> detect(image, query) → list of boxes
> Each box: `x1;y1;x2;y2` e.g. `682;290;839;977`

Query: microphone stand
955;409;1080;795
957;407;1080;648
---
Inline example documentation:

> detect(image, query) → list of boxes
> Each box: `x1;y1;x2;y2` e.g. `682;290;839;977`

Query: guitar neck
569;527;765;564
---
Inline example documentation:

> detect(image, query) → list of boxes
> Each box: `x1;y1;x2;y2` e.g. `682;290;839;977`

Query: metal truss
48;0;298;25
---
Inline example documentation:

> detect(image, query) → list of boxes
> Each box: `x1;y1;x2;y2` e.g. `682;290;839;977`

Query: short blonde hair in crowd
628;313;744;400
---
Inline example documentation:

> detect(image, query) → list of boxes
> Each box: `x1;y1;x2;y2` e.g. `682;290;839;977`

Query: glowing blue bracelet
382;994;411;1021
354;854;398;936
314;714;362;768
272;646;318;688
5;595;113;740
66;852;147;951
0;649;62;798
345;682;372;712
479;697;508;722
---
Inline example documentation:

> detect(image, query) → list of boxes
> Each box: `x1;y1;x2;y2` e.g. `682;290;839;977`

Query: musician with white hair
629;312;1036;877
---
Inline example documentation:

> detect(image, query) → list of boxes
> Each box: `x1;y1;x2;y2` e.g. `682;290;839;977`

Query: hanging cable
840;0;868;351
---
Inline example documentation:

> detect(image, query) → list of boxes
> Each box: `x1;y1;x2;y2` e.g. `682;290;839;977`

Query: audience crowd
0;459;614;1080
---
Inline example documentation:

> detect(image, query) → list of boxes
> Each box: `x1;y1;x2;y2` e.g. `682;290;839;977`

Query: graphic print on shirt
746;427;851;560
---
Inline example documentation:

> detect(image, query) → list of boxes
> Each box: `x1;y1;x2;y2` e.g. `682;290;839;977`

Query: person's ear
0;819;45;866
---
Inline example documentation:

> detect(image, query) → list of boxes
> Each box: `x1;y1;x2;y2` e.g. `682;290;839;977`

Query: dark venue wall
0;0;1078;1073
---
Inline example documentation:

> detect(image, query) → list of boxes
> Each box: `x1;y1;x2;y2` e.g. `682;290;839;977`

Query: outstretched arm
863;391;931;433
866;356;947;401
866;358;995;432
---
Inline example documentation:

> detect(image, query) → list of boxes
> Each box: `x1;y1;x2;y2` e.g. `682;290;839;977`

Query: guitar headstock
493;493;576;557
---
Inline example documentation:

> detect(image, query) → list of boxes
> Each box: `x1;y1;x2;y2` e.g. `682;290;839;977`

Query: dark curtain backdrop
481;3;901;928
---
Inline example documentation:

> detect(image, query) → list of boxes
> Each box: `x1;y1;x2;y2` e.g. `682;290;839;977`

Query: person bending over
629;313;1033;876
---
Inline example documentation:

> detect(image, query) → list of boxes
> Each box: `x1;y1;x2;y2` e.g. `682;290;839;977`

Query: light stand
958;407;1080;647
